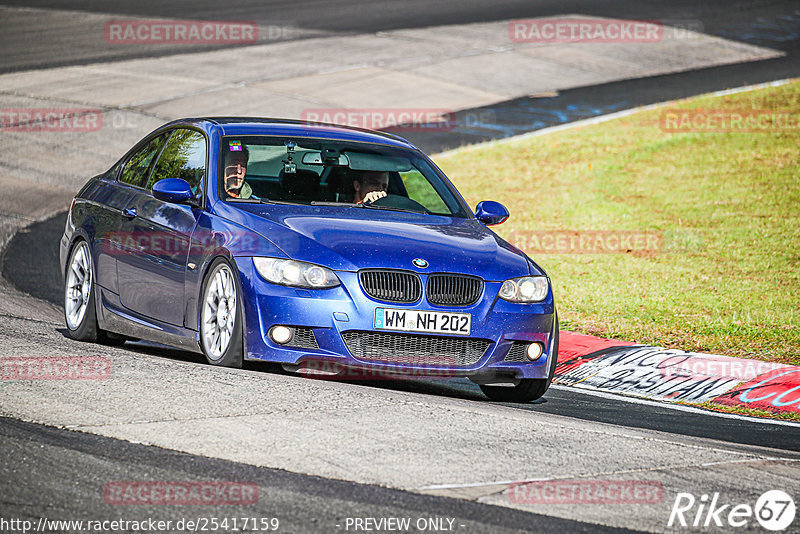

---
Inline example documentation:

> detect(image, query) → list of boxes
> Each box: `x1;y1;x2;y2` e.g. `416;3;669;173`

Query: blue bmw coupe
60;118;558;402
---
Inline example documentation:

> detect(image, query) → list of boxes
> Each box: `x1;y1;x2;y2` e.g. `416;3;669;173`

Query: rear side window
119;133;169;187
104;159;123;181
148;129;207;192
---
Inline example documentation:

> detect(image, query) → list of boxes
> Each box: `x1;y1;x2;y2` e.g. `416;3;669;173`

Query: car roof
162;117;417;150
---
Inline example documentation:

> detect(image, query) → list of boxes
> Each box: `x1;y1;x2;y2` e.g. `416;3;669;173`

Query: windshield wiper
263;199;307;206
310;201;357;207
228;198;304;206
357;203;425;214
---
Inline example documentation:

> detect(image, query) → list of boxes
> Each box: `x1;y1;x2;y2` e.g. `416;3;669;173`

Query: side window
148;129;207;193
401;170;449;214
104;159;124;180
119;133;169;187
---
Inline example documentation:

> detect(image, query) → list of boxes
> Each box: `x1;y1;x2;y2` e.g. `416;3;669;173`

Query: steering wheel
367;194;429;213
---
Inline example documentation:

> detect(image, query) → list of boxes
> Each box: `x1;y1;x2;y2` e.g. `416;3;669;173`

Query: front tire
480;315;560;403
199;258;243;368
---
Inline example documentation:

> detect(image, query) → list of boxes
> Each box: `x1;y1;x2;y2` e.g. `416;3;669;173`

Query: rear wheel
64;240;127;345
199;258;243;368
64;241;100;341
480;315;560;402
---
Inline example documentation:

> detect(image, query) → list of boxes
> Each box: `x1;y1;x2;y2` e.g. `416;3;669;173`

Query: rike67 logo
669;490;795;531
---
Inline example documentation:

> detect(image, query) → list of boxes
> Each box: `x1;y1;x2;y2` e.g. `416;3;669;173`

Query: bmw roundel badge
412;258;429;268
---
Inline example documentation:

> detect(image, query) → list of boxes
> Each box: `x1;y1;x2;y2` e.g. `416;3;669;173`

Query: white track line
419;457;800;492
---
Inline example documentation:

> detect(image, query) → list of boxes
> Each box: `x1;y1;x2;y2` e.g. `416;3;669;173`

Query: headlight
498;276;549;303
253;258;339;288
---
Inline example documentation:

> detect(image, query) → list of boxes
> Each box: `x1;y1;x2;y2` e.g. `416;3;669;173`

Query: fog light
526;342;544;361
270;325;294;345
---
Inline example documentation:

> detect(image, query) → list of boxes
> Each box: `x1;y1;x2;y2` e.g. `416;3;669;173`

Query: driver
223;146;257;199
353;171;389;204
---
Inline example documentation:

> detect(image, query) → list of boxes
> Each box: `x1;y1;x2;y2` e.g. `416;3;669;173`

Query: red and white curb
556;331;800;417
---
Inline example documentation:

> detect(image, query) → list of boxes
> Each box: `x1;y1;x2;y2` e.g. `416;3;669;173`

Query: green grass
437;80;800;365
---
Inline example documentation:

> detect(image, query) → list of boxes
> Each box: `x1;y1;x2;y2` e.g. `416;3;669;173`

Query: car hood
238;206;536;280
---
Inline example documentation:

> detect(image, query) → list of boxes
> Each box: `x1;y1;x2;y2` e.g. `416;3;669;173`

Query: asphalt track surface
1;0;798;73
0;417;635;533
2;1;800;532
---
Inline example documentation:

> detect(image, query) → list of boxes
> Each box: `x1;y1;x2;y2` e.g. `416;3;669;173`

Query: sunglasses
224;164;247;174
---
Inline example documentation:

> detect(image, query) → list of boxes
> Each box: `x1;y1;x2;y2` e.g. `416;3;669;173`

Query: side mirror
474;201;509;226
152;178;193;204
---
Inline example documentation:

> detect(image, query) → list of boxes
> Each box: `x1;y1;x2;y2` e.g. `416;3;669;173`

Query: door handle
122;207;137;219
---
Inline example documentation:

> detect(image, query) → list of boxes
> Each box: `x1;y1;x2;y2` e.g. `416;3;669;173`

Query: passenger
223;146;257;199
352;170;389;204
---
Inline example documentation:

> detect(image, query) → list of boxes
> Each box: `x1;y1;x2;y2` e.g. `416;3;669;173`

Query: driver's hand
363;191;387;204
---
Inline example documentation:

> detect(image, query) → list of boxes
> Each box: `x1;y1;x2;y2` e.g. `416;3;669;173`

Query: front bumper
237;258;556;380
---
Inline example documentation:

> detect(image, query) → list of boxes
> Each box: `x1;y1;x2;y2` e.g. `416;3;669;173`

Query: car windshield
219;136;467;217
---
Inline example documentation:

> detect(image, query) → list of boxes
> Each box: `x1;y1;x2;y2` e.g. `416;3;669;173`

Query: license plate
374;308;471;336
